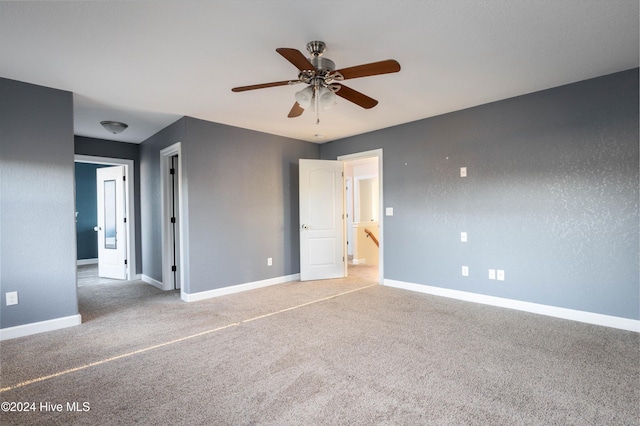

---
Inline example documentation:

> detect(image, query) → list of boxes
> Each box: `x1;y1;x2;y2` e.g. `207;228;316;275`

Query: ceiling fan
231;41;401;123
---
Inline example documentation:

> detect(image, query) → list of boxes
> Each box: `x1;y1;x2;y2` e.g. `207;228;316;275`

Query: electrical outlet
461;266;469;276
488;269;496;280
460;167;467;177
497;269;505;281
267;257;273;266
461;232;467;242
6;291;18;306
385;207;394;216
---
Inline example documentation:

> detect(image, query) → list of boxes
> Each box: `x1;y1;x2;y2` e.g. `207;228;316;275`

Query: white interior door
299;159;345;281
96;165;127;279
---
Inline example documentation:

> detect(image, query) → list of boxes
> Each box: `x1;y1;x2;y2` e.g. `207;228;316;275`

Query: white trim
0;314;82;341
141;274;164;289
351;258;366;265
160;143;185;294
384;279;640;332
182;274;300;303
77;258;98;266
338;149;384;284
74;155;136;281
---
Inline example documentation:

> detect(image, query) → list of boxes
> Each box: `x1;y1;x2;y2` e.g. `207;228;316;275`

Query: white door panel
96;166;127;279
299;159;345;281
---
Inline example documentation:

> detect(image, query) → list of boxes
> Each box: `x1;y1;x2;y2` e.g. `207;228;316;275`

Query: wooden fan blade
335;84;378;109
231;80;294;92
335;59;401;80
288;102;304;118
276;48;315;71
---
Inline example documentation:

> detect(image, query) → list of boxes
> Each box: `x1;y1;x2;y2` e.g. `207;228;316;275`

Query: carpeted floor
0;269;638;425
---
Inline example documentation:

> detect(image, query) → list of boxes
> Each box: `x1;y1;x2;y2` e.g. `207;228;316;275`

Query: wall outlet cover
489;269;496;280
497;269;505;281
461;232;468;242
460;167;467;177
6;291;18;306
462;266;469;276
385;207;394;216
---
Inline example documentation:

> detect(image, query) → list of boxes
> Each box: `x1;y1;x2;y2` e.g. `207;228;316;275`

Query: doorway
74;155;136;282
298;150;383;284
339;149;383;284
160;143;184;293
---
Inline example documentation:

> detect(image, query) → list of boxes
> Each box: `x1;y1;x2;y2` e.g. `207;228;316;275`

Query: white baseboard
0;314;82;341
352;258;366;265
77;258;98;266
141;274;164;289
384;279;640;333
183;274;300;302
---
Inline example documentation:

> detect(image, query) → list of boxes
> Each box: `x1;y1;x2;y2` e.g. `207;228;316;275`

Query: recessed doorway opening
339;149;383;284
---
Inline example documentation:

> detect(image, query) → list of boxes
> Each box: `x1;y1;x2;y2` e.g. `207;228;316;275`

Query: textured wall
0;78;78;328
139;117;320;293
321;69;639;320
183;118;319;293
140;118;187;283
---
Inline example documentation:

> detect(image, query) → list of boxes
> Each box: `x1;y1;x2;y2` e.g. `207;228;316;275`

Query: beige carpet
1;271;638;425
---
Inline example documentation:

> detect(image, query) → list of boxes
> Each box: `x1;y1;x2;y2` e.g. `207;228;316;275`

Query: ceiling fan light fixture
317;87;336;110
100;121;128;134
294;86;314;109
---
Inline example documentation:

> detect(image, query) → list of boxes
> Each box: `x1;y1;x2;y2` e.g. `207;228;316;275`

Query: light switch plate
462;266;469;276
461;232;467;242
267;257;273;266
460;167;467;177
497;270;505;281
489;269;496;280
385;207;394;216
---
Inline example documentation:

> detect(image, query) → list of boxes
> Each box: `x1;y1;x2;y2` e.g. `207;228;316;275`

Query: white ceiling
0;1;637;144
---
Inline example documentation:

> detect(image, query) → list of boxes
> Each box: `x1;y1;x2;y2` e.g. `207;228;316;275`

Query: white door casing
96;165;127;279
160;142;185;295
299;159;346;281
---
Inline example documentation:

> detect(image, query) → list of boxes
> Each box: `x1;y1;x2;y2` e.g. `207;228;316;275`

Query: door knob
301;224;309;230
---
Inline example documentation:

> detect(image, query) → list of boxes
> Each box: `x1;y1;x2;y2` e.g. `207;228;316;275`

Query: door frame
160;142;185;295
74;155;136;281
338;149;384;284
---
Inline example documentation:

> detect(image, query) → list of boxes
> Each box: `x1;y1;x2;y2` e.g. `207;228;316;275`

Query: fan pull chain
315;85;320;124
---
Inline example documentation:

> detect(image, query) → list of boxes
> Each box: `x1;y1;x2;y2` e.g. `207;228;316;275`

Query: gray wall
321;69;639;320
0;78;78;328
140;117;319;293
140;118;187;284
75;136;142;274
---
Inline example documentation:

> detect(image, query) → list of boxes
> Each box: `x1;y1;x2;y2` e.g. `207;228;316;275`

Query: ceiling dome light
100;121;128;134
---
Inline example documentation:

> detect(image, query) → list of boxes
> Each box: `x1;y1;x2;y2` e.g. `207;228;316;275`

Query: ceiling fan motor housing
310;56;335;73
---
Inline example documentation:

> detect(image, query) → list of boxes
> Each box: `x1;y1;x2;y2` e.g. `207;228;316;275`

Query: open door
299;159;346;281
96;165;127;279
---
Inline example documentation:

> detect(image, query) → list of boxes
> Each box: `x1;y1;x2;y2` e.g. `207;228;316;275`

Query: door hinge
124;217;127;223
171;265;177;272
170;168;175;175
123;175;126;181
171;217;176;223
124;259;128;265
